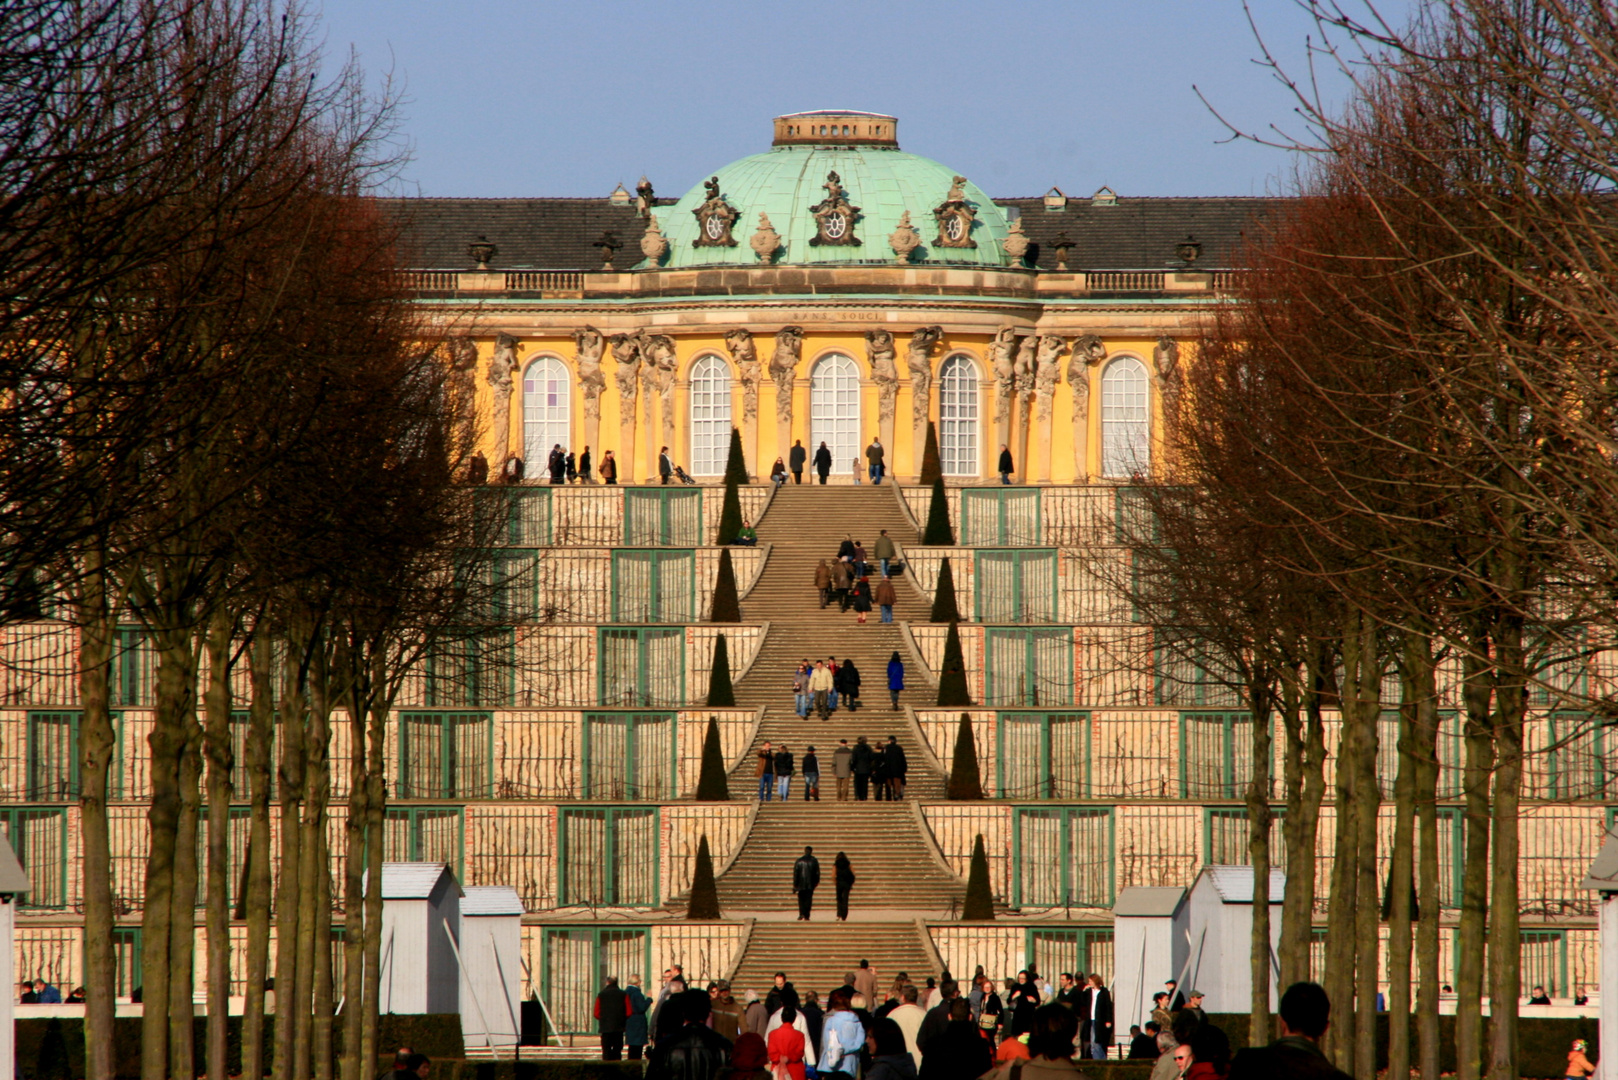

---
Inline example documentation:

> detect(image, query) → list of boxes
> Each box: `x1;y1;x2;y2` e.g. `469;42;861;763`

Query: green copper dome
642;112;1012;270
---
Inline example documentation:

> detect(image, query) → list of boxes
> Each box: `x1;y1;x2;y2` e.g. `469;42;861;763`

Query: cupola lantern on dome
644;112;1012;271
773;111;897;147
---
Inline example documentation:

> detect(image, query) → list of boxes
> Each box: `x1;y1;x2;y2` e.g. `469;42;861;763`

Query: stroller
672;464;698;485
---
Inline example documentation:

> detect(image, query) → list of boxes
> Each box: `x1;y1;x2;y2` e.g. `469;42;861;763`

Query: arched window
688;354;732;477
938;354;980;476
1100;356;1150;478
522;357;571;465
809;354;861;475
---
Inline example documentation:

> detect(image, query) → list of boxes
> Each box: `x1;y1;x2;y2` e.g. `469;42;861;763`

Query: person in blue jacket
626;974;653;1060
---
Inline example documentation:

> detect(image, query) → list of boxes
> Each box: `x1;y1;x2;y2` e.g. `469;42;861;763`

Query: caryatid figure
726;328;762;473
990;326;1018;432
609;330;644;481
770;326;805;455
488;332;520;461
1068;334;1106;479
866;329;900;452
1154;336;1182;411
1033;335;1069;482
908;326;944;456
640;333;679;452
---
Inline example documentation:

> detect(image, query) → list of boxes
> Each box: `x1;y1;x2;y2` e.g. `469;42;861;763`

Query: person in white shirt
887;984;928;1072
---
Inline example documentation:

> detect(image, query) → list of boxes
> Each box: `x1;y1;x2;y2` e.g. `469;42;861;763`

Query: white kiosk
1112;886;1188;1034
375;862;462;1015
0;835;29;1080
1175;866;1285;1015
458;885;524;1048
1580;833;1618;1079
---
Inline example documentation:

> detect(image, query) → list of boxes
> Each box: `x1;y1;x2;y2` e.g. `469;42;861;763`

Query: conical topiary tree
711;547;741;622
724;425;749;484
688;834;722;918
962;833;995;920
931;556;961;623
707;633;735;707
923;475;954;544
717;478;744;546
947;712;984;800
696;715;730;801
937;621;972;706
919;420;942;485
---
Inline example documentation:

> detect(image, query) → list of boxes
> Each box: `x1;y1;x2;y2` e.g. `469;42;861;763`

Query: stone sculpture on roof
639;216;669;264
635;176;655;218
750;212;782;262
693;176;740;248
932;175;978;249
809;171;861;246
888;212;922;265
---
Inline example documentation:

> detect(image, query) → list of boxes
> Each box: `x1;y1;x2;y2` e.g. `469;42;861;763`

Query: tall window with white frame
938;354;980;476
522;356;571;466
809;354;861;473
688;354;733;477
1100;356;1150;479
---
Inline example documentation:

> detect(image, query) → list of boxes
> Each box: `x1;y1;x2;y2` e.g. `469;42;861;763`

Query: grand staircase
706;483;966;937
727;920;941;1005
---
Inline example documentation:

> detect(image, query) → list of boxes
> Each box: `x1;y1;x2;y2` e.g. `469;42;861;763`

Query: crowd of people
775;438;890;486
16;977;72;1003
814;530;901;625
601;965;1361;1080
465;445;623;486
754;737;909;803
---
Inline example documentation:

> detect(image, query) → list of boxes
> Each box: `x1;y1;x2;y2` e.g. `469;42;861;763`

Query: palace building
1;111;1604;1041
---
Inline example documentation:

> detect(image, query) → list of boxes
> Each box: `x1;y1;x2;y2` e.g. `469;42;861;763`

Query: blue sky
317;0;1412;200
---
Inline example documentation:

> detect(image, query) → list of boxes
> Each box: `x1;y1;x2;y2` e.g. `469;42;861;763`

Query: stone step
727;922;939;1001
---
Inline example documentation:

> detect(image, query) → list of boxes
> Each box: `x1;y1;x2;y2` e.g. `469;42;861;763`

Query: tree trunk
77;563;118;1080
140;626;187;1080
203;611;235;1080
1277;669;1307;990
242;635;276;1080
167;633;203;1080
1406;631;1442;1080
1455;634;1495;1080
340;688;368;1080
1487;617;1524;1080
1386;652;1416;1080
1346;612;1382;1080
360;669;390;1075
305;646;334;1080
1323;666;1358;1074
1246;675;1275;1045
272;646;308;1080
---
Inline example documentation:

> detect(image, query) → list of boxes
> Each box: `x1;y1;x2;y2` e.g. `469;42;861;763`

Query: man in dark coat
1227;981;1353;1080
793;846;820;920
644;989;733;1080
765;972;796;1014
918;998;991;1080
813;441;833;484
659;446;674;484
790;440;807;483
850;737;874;801
914;978;961;1060
549;445;567;484
997;444;1014;484
596;976;630;1060
885;736;908;799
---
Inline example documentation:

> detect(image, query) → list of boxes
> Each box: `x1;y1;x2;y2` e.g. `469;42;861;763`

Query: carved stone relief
610;330;643;482
1035;335;1068;422
769;326;805;422
488;332;520;462
641;334;679;451
573;326;607;421
1013;334;1037;402
809;172;861;246
692;176;740;247
725;329;761;420
990;326;1018;428
908;326;944;448
866;330;899;423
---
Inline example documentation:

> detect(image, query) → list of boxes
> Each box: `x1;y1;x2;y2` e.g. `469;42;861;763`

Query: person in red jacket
596;976;633;1060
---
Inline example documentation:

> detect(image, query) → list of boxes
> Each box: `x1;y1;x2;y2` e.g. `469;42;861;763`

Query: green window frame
194;806;252;908
1154;635;1239;708
558;807;661;907
1548;712;1609;799
984;627;1074;707
426;629;515;708
959;488;1042;546
1308;928;1329;983
110;626;154;707
597;627;685;707
398;712;494;799
472;487;553;546
623;488;703;546
1113;486;1158;544
1520;930;1568;997
0;807;69;909
485;549;539;623
974;549;1058;623
1179;712;1253;800
27;711;79;800
582;712;677;799
384;806;465;877
111;927;142;997
1374;710;1403;799
541;927;651;1035
1423;806;1465;910
610;550;698;623
1203;807;1287;870
995;712;1090;799
1012;806;1114;908
1436;711;1465;799
1532;635;1590;709
1026;927;1115;980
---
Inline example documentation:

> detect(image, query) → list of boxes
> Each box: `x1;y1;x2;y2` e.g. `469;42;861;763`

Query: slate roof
995;196;1286;271
461;885;525;916
375;861;461;900
387;193;1283;272
1195;866;1287;903
0;831;30;896
1113;886;1188;917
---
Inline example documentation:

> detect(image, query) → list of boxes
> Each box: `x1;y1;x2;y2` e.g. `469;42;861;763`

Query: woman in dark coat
834;658;861;711
579;447;593;483
870;745;889;802
851;736;874;800
851;576;873;624
813;441;833;483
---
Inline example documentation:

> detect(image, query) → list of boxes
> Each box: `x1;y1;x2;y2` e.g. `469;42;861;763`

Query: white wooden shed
1175;865;1285;1015
458;885;524;1048
0;834;30;1080
1112;886;1188;1033
1579;832;1618;1079
375;862;462;1015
